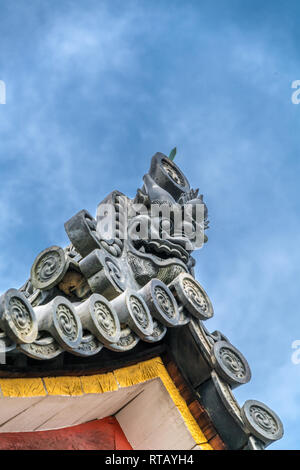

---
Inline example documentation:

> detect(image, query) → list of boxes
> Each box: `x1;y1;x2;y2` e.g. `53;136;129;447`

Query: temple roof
0;152;283;450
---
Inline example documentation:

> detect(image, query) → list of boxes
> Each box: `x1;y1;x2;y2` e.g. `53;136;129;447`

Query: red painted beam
0;417;132;450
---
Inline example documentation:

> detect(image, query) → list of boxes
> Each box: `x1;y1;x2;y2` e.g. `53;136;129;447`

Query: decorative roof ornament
0;151;283;449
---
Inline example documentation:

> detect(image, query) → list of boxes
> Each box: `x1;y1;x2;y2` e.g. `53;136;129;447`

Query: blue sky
0;0;299;449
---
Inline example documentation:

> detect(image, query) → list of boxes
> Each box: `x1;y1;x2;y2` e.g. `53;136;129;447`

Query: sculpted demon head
20;152;209;305
94;152;209;290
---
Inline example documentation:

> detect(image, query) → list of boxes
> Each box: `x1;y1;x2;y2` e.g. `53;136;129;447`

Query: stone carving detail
212;341;251;388
154;286;176;319
168;273;213;320
64;210;101;258
241;400;284;445
35;251;61;282
219;347;246;379
138;279;179;327
162;158;185;186
0;289;38;344
19;334;62;360
147;152;190;199
29;341;60;356
106;326;139;352
129;295;150;329
105;258;124;290
94;300;117;337
56;303;78;342
111;290;153;338
183;278;208;313
249;405;278;435
143;320;167;343
9;297;33;338
32;297;82;351
72;333;103;357
31;246;68;290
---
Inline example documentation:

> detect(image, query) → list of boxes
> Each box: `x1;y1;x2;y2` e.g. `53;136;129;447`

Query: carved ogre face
127;202;200;264
96;153;209;288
